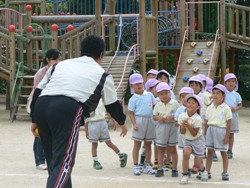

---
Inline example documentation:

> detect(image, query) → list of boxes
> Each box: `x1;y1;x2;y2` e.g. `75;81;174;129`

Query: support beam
220;0;227;81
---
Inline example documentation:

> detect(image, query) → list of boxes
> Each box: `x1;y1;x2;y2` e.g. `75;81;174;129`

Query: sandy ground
0;102;250;188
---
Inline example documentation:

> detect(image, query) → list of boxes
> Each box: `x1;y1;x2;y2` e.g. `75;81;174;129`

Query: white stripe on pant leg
55;107;83;188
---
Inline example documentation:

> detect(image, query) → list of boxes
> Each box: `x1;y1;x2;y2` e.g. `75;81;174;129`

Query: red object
8;25;16;32
33;13;36;16
67;25;74;32
25;5;32;11
26;26;33;33
51;24;59;31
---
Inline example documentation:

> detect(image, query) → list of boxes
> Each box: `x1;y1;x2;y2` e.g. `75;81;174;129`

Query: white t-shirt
37;56;117;106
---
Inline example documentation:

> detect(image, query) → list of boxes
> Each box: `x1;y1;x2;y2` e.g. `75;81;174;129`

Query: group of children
127;69;242;185
83;67;241;185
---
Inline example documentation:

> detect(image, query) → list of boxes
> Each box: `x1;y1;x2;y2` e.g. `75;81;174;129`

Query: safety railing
226;3;250;43
172;29;188;90
208;29;220;77
0;8;25;34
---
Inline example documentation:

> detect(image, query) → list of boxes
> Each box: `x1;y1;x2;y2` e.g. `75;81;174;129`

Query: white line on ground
0;173;250;186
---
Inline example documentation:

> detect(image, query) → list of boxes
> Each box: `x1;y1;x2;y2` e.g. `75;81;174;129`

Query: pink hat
145;78;160;91
189;75;203;87
213;84;228;94
179;87;194;95
156;82;170;93
205;77;213;93
147;69;158;76
198;74;207;81
186;94;203;107
129;73;144;84
224;73;238;91
157;69;171;86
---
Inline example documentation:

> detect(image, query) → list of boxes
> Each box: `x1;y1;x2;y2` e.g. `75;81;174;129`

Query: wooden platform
173;41;220;94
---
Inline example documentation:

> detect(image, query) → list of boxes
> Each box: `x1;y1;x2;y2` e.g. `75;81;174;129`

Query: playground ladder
10;75;34;121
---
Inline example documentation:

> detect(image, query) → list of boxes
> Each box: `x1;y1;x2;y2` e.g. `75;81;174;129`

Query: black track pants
34;96;83;188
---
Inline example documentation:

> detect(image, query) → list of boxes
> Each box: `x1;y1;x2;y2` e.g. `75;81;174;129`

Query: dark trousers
35;96;83;188
33;137;45;166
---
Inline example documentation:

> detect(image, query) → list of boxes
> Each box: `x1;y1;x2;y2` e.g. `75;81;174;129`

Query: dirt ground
0;101;250;188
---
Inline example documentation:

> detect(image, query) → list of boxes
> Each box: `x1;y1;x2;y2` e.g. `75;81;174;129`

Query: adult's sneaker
36;164;47;170
180;174;189;185
120;153;128;168
93;161;103;170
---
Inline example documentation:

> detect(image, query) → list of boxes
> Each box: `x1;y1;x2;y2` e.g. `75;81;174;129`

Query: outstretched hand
31;123;39;137
120;125;128;137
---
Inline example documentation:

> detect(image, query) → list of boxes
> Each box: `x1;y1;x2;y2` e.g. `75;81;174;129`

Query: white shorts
131;116;156;142
231;112;239;133
183;135;205;157
205;126;227;151
88;120;110;143
178;132;184;150
155;122;178;147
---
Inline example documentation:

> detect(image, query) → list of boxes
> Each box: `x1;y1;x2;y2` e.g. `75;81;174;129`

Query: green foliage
0;78;6;94
238;64;250;101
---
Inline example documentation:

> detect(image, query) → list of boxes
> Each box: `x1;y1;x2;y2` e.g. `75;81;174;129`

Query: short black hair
80;35;105;60
43;48;61;66
156;72;169;80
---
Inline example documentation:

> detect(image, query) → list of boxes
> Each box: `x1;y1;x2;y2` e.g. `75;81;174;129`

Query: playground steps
10;75;34;121
173;41;220;95
101;55;136;102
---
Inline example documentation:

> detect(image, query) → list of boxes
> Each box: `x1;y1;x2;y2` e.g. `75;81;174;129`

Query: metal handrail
172;29;188;90
208;29;220;77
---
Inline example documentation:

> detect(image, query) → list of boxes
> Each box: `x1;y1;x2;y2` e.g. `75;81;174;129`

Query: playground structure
0;0;249;121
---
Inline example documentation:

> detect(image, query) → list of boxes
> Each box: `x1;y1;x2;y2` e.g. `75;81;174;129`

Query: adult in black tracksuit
30;35;128;188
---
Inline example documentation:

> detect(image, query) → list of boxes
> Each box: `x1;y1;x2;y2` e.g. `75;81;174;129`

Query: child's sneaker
152;160;158;169
222;172;229;181
200;170;208;181
144;164;155;174
213;152;218;161
197;172;212;180
172;169;179;177
165;161;173;169
133;166;141;176
180;174;189;185
155;169;164;177
227;150;233;159
119;153;128;168
93;161;103;170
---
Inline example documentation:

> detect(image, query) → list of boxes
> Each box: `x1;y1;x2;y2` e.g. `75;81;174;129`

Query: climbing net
121;15;175;48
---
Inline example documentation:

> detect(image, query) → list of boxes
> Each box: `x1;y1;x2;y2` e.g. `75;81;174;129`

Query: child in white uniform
224;73;242;159
204;84;232;181
153;82;179;177
85;99;128;170
178;94;208;184
128;73;156;176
